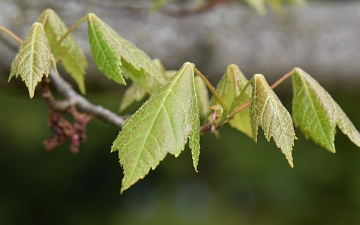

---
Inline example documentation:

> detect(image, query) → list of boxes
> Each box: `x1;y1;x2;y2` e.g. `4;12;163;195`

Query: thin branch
41;10;50;27
49;70;126;129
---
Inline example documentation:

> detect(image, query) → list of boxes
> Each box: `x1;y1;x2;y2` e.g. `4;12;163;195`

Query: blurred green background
1;79;360;225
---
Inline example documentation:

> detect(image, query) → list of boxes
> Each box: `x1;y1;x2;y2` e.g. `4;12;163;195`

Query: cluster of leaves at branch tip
111;62;200;193
6;8;360;194
207;66;360;169
8;9;166;99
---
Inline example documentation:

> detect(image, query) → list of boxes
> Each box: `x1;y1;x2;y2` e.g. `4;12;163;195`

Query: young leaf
37;9;88;94
292;68;360;152
8;22;57;98
209;64;238;112
195;76;209;118
250;74;296;167
118;59;175;113
209;64;252;137
111;62;200;193
118;82;147;113
228;65;252;138
87;13;165;89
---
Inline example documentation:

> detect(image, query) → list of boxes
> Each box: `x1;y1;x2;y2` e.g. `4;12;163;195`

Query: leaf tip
7;74;14;83
87;12;96;20
183;61;195;70
192;162;199;173
110;143;119;153
328;147;336;154
287;156;294;168
120;186;127;194
44;8;54;14
29;92;35;99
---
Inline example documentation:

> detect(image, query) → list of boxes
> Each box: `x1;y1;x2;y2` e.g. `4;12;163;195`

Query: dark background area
1;0;360;224
1;81;360;225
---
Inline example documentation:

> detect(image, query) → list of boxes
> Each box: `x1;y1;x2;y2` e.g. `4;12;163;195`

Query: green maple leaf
111;62;200;193
87;13;165;89
8;22;57;98
37;9;88;94
250;74;296;167
292;68;360;152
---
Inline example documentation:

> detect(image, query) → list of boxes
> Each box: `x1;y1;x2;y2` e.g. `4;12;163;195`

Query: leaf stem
231;65;240;96
41;9;50;27
52;15;88;50
194;67;228;113
270;68;296;89
0;25;23;44
220;68;296;127
221;77;254;126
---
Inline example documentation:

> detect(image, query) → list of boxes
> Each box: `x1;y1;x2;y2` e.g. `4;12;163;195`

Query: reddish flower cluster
43;107;93;153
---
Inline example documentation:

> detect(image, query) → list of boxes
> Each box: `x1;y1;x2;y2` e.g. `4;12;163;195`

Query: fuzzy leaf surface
228;65;252;138
209;64;239;111
87;13;165;88
292;68;360;152
195;76;209;118
250;74;296;167
111;62;200;193
37;9;88;94
209;64;252;137
8;22;57;98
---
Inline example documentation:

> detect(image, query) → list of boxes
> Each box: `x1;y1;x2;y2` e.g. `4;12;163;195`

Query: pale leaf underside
292;68;360;152
195;76;209;118
8;22;57;98
209;64;252;137
250;74;296;167
111;62;200;193
228;65;253;138
37;9;88;94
